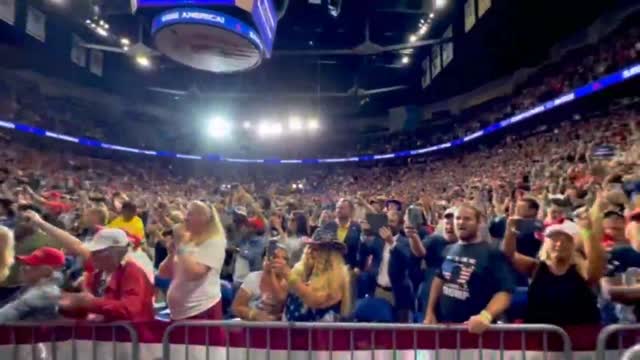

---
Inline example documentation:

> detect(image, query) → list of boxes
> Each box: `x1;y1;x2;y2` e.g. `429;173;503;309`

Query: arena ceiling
0;0;622;122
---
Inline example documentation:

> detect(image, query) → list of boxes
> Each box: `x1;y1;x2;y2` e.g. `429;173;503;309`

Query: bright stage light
307;118;319;131
207;117;232;139
258;121;283;137
401;56;410;64
435;0;446;9
135;55;151;67
289;117;302;131
409;35;417;43
243;121;251;129
120;38;130;46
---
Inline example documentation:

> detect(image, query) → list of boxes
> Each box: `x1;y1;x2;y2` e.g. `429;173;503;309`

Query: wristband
479;310;493;324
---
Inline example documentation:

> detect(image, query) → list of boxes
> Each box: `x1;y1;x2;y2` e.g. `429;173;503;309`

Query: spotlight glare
258;121;271;137
435;0;446;9
120;38;130;46
401;56;410;64
85;20;91;24
96;27;108;37
418;27;427;35
307;118;319;131
243;121;251;129
430;12;435;18
289;116;303;131
207;117;232;139
273;122;283;135
409;35;417;43
123;46;129;52
135;55;151;67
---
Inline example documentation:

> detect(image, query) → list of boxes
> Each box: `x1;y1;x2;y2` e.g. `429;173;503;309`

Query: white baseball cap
544;221;579;239
85;228;130;252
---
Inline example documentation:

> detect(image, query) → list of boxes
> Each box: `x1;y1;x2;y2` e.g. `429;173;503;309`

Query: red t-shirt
83;260;155;322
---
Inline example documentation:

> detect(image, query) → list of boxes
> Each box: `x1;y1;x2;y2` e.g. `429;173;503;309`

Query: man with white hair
23;211;154;321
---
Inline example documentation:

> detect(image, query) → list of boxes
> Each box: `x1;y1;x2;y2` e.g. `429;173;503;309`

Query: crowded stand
1;1;640;359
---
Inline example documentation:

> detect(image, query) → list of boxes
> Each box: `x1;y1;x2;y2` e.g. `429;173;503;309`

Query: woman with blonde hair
272;222;352;322
501;198;605;325
158;200;227;320
0;226;14;283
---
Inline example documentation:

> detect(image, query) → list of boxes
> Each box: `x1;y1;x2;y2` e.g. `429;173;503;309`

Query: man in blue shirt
424;204;515;334
0;247;64;323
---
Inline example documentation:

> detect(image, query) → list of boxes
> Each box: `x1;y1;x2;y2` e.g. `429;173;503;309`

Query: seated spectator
424;204;515;334
231;242;289;321
158;201;227;320
23;210;154;321
501;200;605;325
274;222;352;322
108;201;145;241
0;247;64;323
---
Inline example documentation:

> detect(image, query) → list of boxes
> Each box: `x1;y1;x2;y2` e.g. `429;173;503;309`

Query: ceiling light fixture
135;55;151;67
95;27;108;37
430;12;435;18
120;38;130;46
409;35;417;42
435;0;446;9
401;56;410;64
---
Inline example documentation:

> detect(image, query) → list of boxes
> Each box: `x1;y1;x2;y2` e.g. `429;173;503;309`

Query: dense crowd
0;89;637;331
0;12;638;336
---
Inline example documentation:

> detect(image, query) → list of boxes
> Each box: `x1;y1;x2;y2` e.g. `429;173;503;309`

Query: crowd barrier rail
12;320;640;359
622;344;640;360
162;321;573;360
0;320;139;360
596;324;640;360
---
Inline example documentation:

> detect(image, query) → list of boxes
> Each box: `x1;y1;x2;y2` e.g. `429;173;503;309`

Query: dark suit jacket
340;221;361;269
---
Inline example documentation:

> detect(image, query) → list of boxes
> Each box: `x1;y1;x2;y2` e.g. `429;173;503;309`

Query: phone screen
366;213;388;234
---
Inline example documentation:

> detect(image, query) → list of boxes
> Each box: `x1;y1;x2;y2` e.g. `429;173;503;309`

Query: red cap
16;247;65;268
248;216;265;232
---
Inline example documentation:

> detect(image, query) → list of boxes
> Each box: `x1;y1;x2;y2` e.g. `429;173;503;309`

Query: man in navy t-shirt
424;204;516;334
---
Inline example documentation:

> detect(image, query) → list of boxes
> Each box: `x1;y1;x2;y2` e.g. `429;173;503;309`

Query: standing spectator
159;201;227;320
424;204;515;334
501;202;605;325
0;226;14;284
0;198;16;229
230;207;267;287
335;199;361;270
274;222;352;322
356;210;414;322
108;201;145;241
24;211;154;321
0;247;64;323
279;210;310;264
